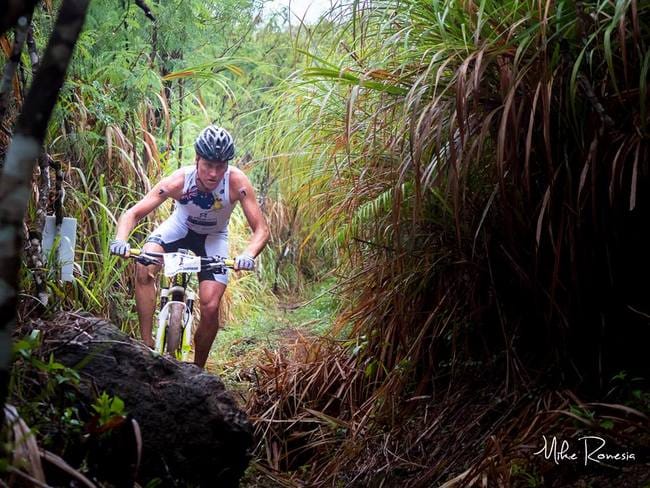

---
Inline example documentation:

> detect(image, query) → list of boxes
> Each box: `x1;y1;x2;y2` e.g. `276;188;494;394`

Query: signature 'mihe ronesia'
533;435;636;466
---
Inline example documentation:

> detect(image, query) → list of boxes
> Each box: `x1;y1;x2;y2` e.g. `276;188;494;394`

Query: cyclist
109;125;269;368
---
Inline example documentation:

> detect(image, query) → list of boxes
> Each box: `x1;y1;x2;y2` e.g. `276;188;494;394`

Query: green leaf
111;396;125;414
599;420;614;430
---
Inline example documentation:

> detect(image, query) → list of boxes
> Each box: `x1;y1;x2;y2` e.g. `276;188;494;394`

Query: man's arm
231;169;270;258
114;170;184;241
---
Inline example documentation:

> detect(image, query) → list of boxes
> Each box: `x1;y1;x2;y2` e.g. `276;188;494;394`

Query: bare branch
0;13;33;124
578;75;615;128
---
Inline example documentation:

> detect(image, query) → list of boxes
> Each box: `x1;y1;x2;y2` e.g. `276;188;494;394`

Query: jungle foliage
1;0;649;486
1;0;299;484
248;0;650;484
11;0;304;329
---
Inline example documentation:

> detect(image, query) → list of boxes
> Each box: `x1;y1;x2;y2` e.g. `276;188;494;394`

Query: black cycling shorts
145;220;229;284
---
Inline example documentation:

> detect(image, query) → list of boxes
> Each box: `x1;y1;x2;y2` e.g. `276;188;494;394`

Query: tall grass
271;0;650;391
248;0;650;483
16;0;292;338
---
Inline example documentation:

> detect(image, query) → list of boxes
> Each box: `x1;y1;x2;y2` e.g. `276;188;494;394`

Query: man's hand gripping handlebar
118;248;240;273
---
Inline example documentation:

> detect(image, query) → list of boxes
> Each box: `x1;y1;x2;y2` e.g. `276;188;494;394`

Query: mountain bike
126;248;235;360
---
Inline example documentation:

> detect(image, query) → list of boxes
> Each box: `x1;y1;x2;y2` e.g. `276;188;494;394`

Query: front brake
135;255;161;266
204;262;228;274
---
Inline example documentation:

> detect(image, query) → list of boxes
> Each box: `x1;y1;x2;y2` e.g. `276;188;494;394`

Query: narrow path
205;277;339;401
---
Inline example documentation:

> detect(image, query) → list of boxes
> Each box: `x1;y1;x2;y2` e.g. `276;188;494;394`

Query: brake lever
135;255;161;266
204;262;228;274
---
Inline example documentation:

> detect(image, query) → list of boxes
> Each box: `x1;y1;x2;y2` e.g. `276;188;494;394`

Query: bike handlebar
126;248;238;271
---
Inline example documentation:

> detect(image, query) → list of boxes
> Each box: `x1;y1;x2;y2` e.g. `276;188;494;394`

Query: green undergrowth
209;276;341;381
275;276;341;337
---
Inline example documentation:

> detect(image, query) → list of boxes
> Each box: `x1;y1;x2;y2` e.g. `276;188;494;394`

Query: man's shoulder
157;167;190;198
228;165;249;183
165;166;193;182
174;165;195;176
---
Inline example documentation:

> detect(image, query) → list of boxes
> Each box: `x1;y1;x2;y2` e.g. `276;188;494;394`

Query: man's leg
134;242;164;347
193;280;227;368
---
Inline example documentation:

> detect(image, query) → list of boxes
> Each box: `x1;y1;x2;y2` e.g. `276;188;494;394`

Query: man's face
196;156;228;191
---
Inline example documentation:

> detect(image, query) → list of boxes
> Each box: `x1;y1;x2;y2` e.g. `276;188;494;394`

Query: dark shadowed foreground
24;313;252;487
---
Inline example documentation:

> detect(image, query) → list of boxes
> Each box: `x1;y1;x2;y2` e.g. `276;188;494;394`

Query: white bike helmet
194;125;235;161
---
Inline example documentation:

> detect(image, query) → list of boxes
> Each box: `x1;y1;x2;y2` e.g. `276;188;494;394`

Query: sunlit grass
209;276;341;378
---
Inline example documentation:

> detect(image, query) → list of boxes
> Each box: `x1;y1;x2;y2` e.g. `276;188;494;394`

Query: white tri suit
145;165;235;285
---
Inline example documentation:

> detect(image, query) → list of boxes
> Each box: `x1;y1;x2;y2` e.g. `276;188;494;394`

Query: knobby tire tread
166;302;184;358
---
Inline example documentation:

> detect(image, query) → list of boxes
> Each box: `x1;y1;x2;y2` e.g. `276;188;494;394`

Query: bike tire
165;302;185;358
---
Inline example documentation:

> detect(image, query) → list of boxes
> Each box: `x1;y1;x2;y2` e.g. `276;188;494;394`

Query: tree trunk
23;153;52;308
0;11;33;125
178;77;184;166
0;0;90;427
24;22;49;308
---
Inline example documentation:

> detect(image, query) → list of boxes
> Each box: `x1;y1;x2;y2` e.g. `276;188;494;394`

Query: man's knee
200;300;220;320
135;264;157;286
198;281;225;325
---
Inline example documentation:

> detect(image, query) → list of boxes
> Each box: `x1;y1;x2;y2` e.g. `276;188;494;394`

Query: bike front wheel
165;302;185;358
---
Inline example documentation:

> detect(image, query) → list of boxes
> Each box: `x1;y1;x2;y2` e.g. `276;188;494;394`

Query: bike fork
154;292;196;358
181;290;196;361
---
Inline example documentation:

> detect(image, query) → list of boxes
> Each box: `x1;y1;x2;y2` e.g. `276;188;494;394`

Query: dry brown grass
247;333;650;486
247;0;650;484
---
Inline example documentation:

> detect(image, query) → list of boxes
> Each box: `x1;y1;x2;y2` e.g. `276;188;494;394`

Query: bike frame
127;248;235;361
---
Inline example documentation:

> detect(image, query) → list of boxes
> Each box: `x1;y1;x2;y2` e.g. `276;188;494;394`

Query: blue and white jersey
170;165;235;235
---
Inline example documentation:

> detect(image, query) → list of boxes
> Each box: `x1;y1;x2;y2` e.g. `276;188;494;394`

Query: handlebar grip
224;259;235;267
130;248;141;256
